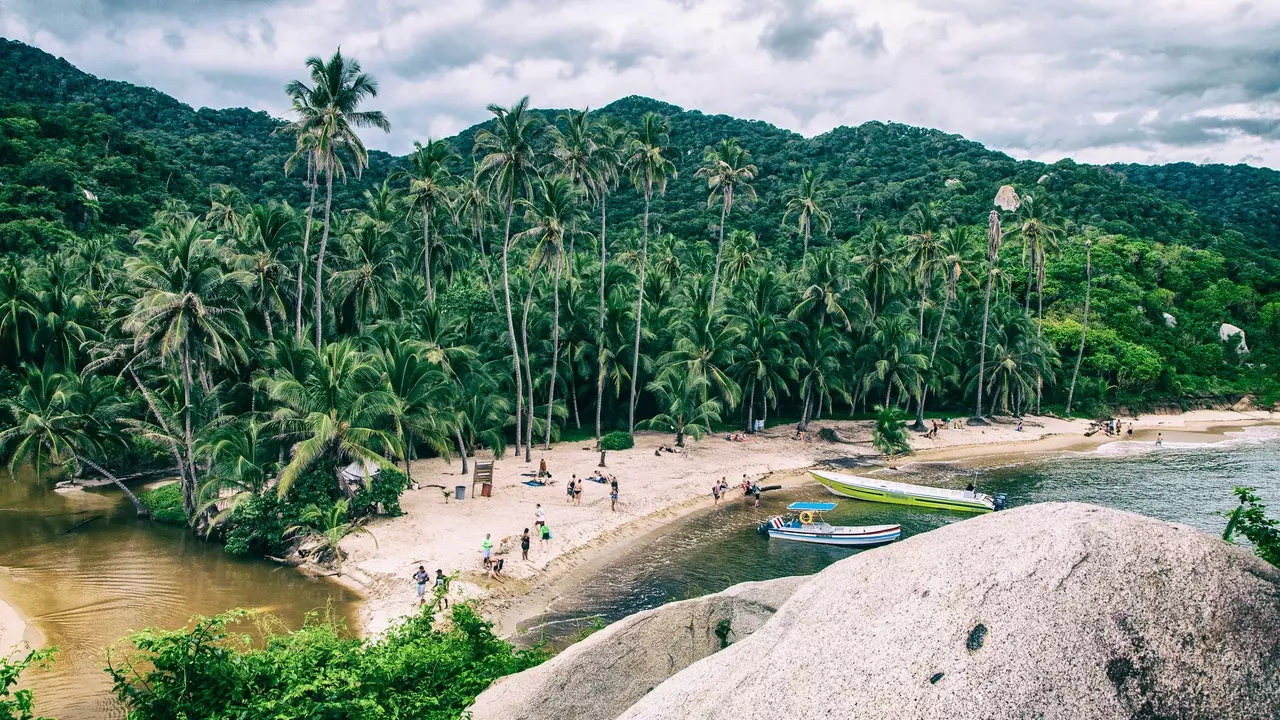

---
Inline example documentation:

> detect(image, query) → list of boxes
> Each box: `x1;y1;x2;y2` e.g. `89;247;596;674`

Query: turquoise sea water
520;426;1280;645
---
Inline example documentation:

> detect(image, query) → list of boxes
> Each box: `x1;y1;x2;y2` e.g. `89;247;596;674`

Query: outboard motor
993;493;1008;511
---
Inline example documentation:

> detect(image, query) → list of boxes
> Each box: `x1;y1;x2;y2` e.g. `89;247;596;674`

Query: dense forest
2;37;1279;543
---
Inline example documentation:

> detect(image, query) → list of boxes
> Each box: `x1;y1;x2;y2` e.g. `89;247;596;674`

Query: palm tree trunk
801;218;811;270
1035;271;1045;414
746;381;756;433
79;454;150;517
628;192;650;437
798;389;811;432
709;195;729;310
569;349;581;430
476;221;501;313
521;279;535;462
973;267;995;422
129;368;189;512
544;250;563;449
423;208;434;303
501;201;524;459
313;169;334;348
595;193;608;444
1065;243;1092;416
296;172;316;340
455;429;469;476
180;338;198;518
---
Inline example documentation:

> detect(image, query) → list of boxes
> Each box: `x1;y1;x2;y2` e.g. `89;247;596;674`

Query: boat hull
765;525;900;547
810;471;993;513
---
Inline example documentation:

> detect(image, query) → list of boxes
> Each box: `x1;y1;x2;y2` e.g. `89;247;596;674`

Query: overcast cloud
3;0;1278;167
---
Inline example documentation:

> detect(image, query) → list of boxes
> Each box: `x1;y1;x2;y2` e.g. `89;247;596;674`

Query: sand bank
340;408;1276;636
0;596;29;657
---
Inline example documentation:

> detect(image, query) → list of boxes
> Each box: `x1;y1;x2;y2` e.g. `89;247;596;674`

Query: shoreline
0;596;30;657
340;408;1277;639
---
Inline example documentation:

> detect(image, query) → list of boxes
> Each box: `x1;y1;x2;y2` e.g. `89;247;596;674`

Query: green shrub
141;483;186;526
106;604;546;720
1;646;54;720
1223;486;1280;567
350;466;409;518
223;459;338;557
599;431;634;451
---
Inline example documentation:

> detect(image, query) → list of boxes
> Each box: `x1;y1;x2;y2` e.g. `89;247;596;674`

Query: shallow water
0;474;361;720
522;426;1280;646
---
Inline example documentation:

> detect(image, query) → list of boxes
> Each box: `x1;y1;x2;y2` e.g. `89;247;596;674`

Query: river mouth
516;425;1280;649
0;473;362;720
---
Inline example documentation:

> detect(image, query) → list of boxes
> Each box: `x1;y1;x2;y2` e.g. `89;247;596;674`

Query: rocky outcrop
1220;322;1250;353
469;576;807;720
620;503;1280;720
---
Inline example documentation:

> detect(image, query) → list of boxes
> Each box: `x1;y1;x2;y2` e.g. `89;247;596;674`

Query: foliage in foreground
1;646;53;720
871;405;912;457
1223;486;1280;567
106;603;545;720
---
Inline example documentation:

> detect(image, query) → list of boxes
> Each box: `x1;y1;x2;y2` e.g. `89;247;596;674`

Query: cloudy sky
3;0;1279;167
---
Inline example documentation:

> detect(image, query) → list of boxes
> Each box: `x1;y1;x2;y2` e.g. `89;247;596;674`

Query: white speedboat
758;502;901;547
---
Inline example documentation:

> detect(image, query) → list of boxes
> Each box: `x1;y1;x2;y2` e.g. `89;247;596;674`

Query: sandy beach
338;407;1277;637
0;596;29;657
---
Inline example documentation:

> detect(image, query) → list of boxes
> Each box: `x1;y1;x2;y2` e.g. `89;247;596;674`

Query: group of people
725;432;751;442
565;472;621;510
412;566;451;608
654;445;683;455
711;475;761;507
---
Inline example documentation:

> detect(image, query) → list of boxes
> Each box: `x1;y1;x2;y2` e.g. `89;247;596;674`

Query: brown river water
0;472;361;720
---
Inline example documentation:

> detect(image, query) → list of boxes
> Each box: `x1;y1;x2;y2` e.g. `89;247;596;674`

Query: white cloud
2;0;1277;167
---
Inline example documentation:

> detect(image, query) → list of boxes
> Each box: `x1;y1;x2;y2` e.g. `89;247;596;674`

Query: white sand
340;408;1277;636
0;597;28;657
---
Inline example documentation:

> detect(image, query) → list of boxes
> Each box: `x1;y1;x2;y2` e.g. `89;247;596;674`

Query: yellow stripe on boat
809;470;994;513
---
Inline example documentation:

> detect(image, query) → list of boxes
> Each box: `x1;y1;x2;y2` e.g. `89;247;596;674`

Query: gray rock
468;575;808;720
621;503;1280;720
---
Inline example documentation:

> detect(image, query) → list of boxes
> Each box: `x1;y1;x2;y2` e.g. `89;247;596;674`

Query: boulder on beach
468;576;807;720
614;503;1280;720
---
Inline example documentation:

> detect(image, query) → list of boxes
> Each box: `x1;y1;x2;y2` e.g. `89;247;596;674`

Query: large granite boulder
469;575;808;720
621;503;1280;720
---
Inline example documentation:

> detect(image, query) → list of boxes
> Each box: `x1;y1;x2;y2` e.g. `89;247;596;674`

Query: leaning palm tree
973;185;1019;423
1065;237;1093;416
284;49;390;348
622;112;676;438
696;138;757;310
474;96;547;460
402;138;459;302
782;168;831;270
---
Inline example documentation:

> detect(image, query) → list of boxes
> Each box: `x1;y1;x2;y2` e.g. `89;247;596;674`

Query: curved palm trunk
595;194;608;444
1065;243;1092;416
709;194;730;310
180;338;199;518
628;191;651;437
423;207;434;303
475;220;501;313
79;454;150;517
501;202;524;459
295;172;316;340
544;251;562;449
1035;273;1045;414
313;169;334;348
130;368;189;515
521;279;535;462
454;428;469;476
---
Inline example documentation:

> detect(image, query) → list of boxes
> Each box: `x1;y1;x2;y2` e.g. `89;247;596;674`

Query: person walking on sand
751;479;762;507
610;484;619;512
567;477;576;503
434;569;449;609
712;481;721;505
413;565;429;606
535;503;545;526
574;479;583;505
539;522;552;547
481;533;493;567
520;528;531;560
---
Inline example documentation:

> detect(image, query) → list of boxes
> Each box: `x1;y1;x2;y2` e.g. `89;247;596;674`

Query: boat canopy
787;501;838;512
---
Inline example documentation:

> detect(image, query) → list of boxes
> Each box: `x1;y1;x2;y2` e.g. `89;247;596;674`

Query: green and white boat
810;469;998;513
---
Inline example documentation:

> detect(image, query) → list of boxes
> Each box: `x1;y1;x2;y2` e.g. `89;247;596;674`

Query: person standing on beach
712;482;721;505
1156;432;1163;446
574;480;583;506
413;565;429;606
535;503;545;526
751;479;761;507
434;569;449;609
520;528;531;560
481;533;493;567
610;485;619;512
567;478;576;503
539;522;552;547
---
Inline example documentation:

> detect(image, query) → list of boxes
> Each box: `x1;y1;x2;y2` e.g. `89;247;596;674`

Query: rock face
1220;322;1250;353
469;575;808;720
618;503;1280;720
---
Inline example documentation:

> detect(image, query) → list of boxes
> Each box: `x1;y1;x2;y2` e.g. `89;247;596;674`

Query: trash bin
481;482;492;498
455;485;466;501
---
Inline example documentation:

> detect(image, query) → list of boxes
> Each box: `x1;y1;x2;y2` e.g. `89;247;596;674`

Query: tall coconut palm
902;201;947;336
589;121;625;443
454;172;500;312
973;185;1020;422
284;49;390;348
517;176;587;448
235;202;296;343
1015;192;1063;413
402;138;458;302
377;340;454;479
916;226;976;426
283;127;320;340
124;217;250;516
474;96;547;460
782;168;831;270
1065;237;1092;416
622;112;676;438
696;138;757;310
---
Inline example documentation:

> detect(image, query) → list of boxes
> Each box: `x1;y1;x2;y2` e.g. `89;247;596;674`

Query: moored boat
758;502;901;547
810;469;1001;513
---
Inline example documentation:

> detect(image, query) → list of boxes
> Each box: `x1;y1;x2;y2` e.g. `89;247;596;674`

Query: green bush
140;483;186;526
223;459;338;557
1224;486;1280;567
1;646;54;720
106;604;546;720
599;431;634;451
350;466;409;518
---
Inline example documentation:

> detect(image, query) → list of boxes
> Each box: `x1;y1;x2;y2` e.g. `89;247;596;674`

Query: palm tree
283;126;320;340
331;220;400;333
0;261;38;362
915;226;975;426
1065;237;1092;416
795;324;849;432
235;202;296;343
402;139;458;302
589;121;625;444
973;185;1020;422
0;368;150;516
474;96;547;460
195;416;276;531
517;176;587;448
855;222;901;320
782;168;831;270
286;498;375;575
454;172;501;311
696;138;757;310
858;309;927;410
623;112;676;438
124;217;250;516
640;372;721;447
902;201;947;336
284;49;390;348
377;339;454;479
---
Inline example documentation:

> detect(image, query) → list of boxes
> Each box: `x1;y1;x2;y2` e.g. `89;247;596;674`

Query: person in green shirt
539;523;552;547
481;533;493;567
